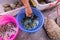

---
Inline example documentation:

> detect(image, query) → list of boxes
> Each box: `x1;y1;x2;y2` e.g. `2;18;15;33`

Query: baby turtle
10;4;16;9
22;14;39;30
0;22;17;40
4;7;12;12
3;4;12;12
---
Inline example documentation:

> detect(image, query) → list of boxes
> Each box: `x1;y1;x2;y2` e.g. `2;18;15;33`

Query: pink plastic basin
0;15;19;40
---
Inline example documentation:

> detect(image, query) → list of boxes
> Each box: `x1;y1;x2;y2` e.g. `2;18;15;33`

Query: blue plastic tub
16;7;44;33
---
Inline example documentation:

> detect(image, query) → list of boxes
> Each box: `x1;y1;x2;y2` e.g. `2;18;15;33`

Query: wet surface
22;14;39;30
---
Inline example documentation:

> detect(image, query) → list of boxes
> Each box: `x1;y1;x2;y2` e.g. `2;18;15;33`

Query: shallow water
22;14;39;30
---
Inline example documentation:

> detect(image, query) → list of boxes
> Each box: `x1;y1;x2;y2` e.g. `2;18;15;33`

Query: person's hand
25;7;32;17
